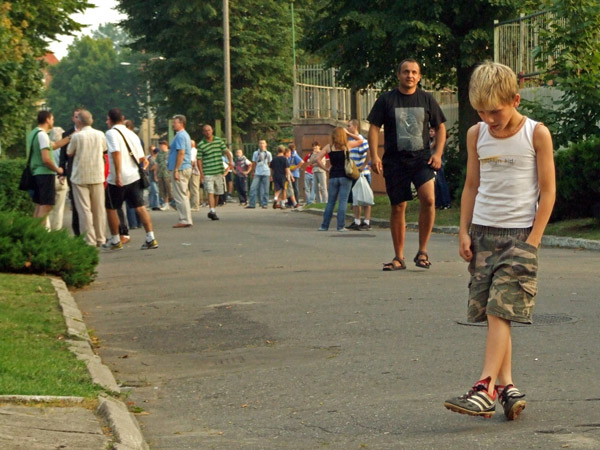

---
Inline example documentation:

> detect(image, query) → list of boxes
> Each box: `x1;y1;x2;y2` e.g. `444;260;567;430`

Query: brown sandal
382;256;406;271
414;251;431;269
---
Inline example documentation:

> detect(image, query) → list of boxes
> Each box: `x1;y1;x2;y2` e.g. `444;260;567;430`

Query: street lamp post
223;0;232;148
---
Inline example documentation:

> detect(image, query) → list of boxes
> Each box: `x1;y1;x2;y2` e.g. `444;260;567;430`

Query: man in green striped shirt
198;124;233;220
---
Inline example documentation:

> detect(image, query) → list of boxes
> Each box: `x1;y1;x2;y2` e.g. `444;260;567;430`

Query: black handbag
114;128;149;188
18;130;41;191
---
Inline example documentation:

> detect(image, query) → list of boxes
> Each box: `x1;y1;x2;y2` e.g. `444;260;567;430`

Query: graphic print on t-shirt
395;107;424;151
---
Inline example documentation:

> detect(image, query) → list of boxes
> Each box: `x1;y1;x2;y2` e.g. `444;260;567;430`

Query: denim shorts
467;225;538;324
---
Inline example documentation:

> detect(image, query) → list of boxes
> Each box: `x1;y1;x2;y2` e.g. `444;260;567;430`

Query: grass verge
310;195;600;240
0;273;103;398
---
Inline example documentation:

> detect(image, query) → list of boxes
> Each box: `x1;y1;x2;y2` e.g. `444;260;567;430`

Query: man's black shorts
383;150;435;205
105;180;144;210
32;174;56;205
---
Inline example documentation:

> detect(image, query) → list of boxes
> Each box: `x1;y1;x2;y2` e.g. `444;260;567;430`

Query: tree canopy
46;32;146;131
530;0;600;148
302;0;537;157
116;0;298;141
0;0;91;153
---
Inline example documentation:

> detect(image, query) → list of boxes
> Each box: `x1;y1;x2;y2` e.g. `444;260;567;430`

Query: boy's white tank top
472;117;539;228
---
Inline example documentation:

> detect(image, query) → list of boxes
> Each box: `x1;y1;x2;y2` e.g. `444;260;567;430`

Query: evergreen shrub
0;159;35;215
0;211;98;287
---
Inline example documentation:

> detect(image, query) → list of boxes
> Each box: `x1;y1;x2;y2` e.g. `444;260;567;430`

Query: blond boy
444;62;555;420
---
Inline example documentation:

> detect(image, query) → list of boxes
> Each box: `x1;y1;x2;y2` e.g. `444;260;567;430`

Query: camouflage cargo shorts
467;225;538;324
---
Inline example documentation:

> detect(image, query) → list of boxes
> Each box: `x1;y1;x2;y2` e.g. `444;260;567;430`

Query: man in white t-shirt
103;108;158;251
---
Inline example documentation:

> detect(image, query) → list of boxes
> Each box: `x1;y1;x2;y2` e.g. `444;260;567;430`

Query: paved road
75;204;600;449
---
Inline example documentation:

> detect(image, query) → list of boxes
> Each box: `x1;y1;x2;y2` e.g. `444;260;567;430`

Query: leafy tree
302;0;539;159
46;35;145;131
92;22;132;53
116;0;296;141
527;0;600;148
0;0;91;153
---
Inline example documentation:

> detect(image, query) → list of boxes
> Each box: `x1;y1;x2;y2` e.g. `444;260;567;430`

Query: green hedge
0;211;98;287
553;136;600;221
0;159;35;215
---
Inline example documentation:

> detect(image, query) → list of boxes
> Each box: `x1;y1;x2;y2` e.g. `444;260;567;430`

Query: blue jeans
321;176;352;230
304;173;314;204
148;179;160;208
435;167;451;208
248;174;270;207
126;201;140;228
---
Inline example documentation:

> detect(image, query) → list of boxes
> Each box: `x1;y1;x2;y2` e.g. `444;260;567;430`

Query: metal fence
293;64;457;124
493;10;565;82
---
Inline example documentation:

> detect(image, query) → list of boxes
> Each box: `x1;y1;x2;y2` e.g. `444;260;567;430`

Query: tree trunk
456;64;480;163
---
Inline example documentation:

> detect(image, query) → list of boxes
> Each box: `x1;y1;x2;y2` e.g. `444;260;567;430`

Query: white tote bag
352;173;374;206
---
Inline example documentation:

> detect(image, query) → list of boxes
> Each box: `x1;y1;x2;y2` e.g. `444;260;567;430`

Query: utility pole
223;0;232;148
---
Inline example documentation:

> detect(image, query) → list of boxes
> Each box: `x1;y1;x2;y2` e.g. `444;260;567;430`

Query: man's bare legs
390;202;407;260
417;179;435;253
136;206;153;232
33;204;52;219
107;209;120;236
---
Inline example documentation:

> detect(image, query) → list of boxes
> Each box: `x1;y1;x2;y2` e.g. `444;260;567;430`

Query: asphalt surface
70;204;600;449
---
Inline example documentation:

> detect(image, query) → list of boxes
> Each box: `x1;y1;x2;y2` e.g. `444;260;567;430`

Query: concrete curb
302;208;600;251
51;277;149;450
98;396;149;450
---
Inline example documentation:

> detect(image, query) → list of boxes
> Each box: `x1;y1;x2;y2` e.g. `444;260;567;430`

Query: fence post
331;68;338;120
493;20;499;62
519;13;525;77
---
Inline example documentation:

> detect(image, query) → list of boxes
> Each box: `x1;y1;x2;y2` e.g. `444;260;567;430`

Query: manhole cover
456;313;578;327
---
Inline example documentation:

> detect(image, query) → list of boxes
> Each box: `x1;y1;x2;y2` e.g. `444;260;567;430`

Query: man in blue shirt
246;139;272;209
168;114;193;228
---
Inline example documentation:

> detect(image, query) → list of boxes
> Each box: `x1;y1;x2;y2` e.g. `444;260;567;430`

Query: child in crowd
233;149;252;205
284;147;300;209
444;61;555;420
270;145;291;209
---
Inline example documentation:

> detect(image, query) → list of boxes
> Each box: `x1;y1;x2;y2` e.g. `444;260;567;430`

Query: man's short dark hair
108;108;124;124
311;141;320;147
159;140;168;145
37;110;52;125
397;58;420;74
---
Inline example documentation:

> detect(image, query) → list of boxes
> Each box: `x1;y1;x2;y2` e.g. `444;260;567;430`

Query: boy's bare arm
528;124;556;247
459;125;481;262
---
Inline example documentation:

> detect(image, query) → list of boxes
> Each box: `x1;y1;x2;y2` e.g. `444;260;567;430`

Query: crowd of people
23;59;557;424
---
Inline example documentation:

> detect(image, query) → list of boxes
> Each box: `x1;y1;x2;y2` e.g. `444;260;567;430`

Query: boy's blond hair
469;61;519;110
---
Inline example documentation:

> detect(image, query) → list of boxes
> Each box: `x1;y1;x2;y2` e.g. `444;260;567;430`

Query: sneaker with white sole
102;241;123;251
444;377;496;418
140;239;158;250
497;384;526;420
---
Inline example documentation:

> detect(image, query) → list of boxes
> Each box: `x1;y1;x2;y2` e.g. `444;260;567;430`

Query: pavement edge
51;277;149;450
302;208;600;251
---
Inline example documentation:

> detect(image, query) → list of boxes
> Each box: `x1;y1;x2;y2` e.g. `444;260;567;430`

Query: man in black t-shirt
367;59;447;271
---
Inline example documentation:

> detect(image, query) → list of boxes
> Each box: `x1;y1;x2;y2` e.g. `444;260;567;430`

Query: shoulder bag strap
27;129;42;167
113;127;140;166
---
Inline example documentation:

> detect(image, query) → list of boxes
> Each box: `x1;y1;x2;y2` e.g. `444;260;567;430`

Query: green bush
0;211;98;287
553;136;600;221
0;159;35;215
